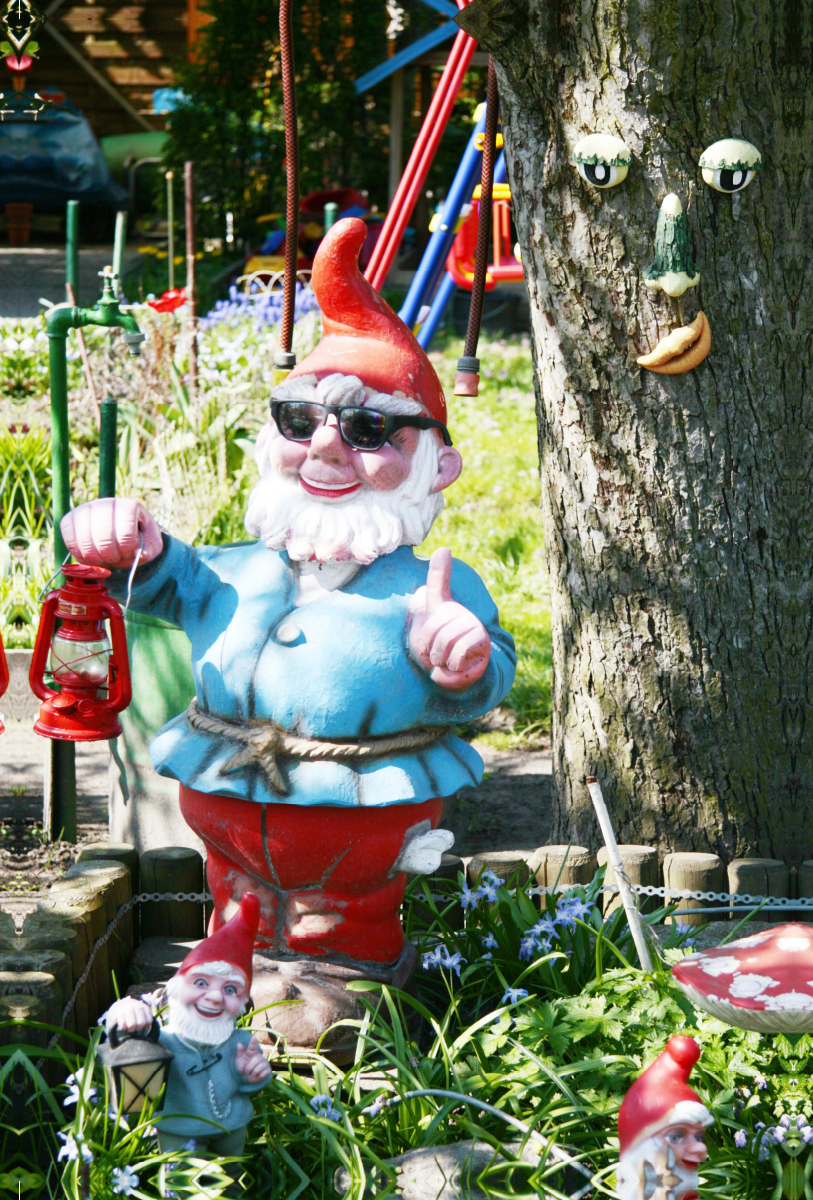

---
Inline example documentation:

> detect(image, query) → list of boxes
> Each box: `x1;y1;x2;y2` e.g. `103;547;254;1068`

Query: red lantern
29;564;132;741
0;634;8;735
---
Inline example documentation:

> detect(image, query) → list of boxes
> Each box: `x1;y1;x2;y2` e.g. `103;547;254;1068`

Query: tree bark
457;0;812;864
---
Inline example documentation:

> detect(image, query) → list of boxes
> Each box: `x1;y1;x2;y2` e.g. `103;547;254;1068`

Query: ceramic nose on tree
29;564;132;741
643;193;700;298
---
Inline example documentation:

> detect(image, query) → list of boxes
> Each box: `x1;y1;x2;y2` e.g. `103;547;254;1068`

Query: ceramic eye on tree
456;0;813;865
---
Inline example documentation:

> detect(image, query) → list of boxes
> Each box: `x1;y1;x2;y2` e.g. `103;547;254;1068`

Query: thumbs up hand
408;548;491;691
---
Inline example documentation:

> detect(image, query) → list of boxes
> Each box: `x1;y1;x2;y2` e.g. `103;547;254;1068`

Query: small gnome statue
103;893;271;1156
616;1036;713;1200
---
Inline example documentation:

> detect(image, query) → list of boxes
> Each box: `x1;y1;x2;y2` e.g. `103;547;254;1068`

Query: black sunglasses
270;400;452;451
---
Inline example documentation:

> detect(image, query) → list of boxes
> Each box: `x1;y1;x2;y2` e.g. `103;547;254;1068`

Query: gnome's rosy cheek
269;433;309;478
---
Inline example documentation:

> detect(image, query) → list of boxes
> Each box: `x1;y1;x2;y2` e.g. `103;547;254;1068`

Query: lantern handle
37;551;72;603
107;1017;162;1050
29;590;62;702
99;595;133;715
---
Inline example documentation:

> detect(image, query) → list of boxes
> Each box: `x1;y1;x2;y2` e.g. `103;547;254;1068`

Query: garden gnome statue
62;217;516;1047
103;893;271;1155
616;1036;713;1200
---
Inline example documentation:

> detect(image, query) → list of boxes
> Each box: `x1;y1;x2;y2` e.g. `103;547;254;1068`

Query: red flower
148;288;186;312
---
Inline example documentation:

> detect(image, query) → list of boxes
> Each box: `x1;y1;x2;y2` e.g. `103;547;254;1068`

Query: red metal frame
364;2;477;293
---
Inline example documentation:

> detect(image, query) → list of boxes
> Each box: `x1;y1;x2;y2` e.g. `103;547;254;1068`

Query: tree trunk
457;0;811;864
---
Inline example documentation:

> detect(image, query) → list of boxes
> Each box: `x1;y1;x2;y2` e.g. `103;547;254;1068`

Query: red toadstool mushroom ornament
672;922;813;1033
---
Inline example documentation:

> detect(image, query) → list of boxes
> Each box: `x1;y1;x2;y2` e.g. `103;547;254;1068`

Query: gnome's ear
430;445;463;494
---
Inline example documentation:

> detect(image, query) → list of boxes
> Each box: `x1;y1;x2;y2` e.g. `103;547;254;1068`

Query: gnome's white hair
246;372;445;564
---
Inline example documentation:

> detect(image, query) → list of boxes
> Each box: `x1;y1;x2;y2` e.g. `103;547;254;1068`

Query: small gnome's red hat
618;1036;713;1156
289;217;447;423
177;893;260;988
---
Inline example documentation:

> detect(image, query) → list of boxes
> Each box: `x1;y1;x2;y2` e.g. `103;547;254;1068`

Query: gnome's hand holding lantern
101;895;270;1154
61;218;516;1047
617;1036;713;1200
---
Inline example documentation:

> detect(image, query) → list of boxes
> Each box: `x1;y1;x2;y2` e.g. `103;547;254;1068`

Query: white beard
245;374;444;565
165;996;238;1046
617;1135;699;1200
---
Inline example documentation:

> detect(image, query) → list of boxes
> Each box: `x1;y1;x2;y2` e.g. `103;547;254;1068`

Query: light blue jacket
113;536;516;807
155;1027;267;1138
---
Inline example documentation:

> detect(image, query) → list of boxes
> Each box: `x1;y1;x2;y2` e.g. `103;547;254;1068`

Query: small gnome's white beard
164;976;246;1046
245;424;442;564
616;1135;699;1200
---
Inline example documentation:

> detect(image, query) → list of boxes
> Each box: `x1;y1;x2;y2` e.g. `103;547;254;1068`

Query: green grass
418;336;551;745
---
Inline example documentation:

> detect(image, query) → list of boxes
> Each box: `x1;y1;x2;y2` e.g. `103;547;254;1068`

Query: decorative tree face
457;0;813;861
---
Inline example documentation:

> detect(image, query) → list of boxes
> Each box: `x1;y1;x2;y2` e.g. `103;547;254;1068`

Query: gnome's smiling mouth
300;477;363;499
194;1003;224;1018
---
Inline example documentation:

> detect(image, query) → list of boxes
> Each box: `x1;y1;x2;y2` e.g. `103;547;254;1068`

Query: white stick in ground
586;775;654;973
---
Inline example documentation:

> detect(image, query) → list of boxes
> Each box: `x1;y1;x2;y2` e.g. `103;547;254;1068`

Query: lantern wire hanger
454;58;498;398
273;0;299;386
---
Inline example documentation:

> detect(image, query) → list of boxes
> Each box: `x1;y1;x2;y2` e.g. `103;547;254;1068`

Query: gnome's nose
643;192;700;298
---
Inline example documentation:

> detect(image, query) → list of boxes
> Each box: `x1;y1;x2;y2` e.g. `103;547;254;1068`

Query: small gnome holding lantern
616;1036;713;1200
102;893;271;1156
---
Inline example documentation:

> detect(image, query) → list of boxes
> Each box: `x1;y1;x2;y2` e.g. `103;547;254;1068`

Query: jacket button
277;622;301;644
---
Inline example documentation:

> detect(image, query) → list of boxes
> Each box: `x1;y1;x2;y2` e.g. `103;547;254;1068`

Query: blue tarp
0;98;128;206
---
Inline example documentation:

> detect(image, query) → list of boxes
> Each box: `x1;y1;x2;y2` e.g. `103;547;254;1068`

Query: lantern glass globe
49;631;111;685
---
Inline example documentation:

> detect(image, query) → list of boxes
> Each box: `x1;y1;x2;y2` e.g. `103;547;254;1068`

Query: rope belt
186;699;450;796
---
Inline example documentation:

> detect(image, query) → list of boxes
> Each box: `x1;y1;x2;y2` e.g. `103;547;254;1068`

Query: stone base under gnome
248;942;418;1063
128;937;418;1064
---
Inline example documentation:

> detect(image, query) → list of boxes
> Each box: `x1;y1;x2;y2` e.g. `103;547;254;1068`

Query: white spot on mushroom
763;992;813;1012
777;938;811;952
697;955;742;977
728;974;779;999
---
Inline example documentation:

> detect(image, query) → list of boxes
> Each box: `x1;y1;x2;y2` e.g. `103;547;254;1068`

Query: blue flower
519;936;541;962
734;1130;747;1148
310;1093;341;1121
773;1127;786;1143
802;1126;813;1144
362;1096;386;1118
754;1074;767;1090
779;1114;792;1130
557;896;594;920
182;1139;197;1151
437;946;466;976
111;1165;140;1195
460;882;480;911
63;1072;97;1108
501;987;529;1005
480;951;493;961
57;1132;93;1164
477;881;499;903
422;949;442;970
481;933;499;950
530;915;558;939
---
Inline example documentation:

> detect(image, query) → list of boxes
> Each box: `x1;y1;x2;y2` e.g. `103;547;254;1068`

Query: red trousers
180;786;443;964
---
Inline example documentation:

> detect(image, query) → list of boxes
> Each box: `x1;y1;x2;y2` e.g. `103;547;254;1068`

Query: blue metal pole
416;150;509;350
417;271;457;349
399;105;487;329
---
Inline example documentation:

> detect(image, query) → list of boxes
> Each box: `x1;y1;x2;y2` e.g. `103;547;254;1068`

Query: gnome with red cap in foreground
103;893;271;1155
63;218;515;1043
616;1036;714;1200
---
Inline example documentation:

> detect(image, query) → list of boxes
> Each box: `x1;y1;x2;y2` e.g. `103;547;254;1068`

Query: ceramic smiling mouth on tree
572;133;762;375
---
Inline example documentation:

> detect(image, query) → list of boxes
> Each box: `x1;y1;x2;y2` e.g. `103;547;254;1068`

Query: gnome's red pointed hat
618;1036;713;1155
290;217;447;423
177;893;260;988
